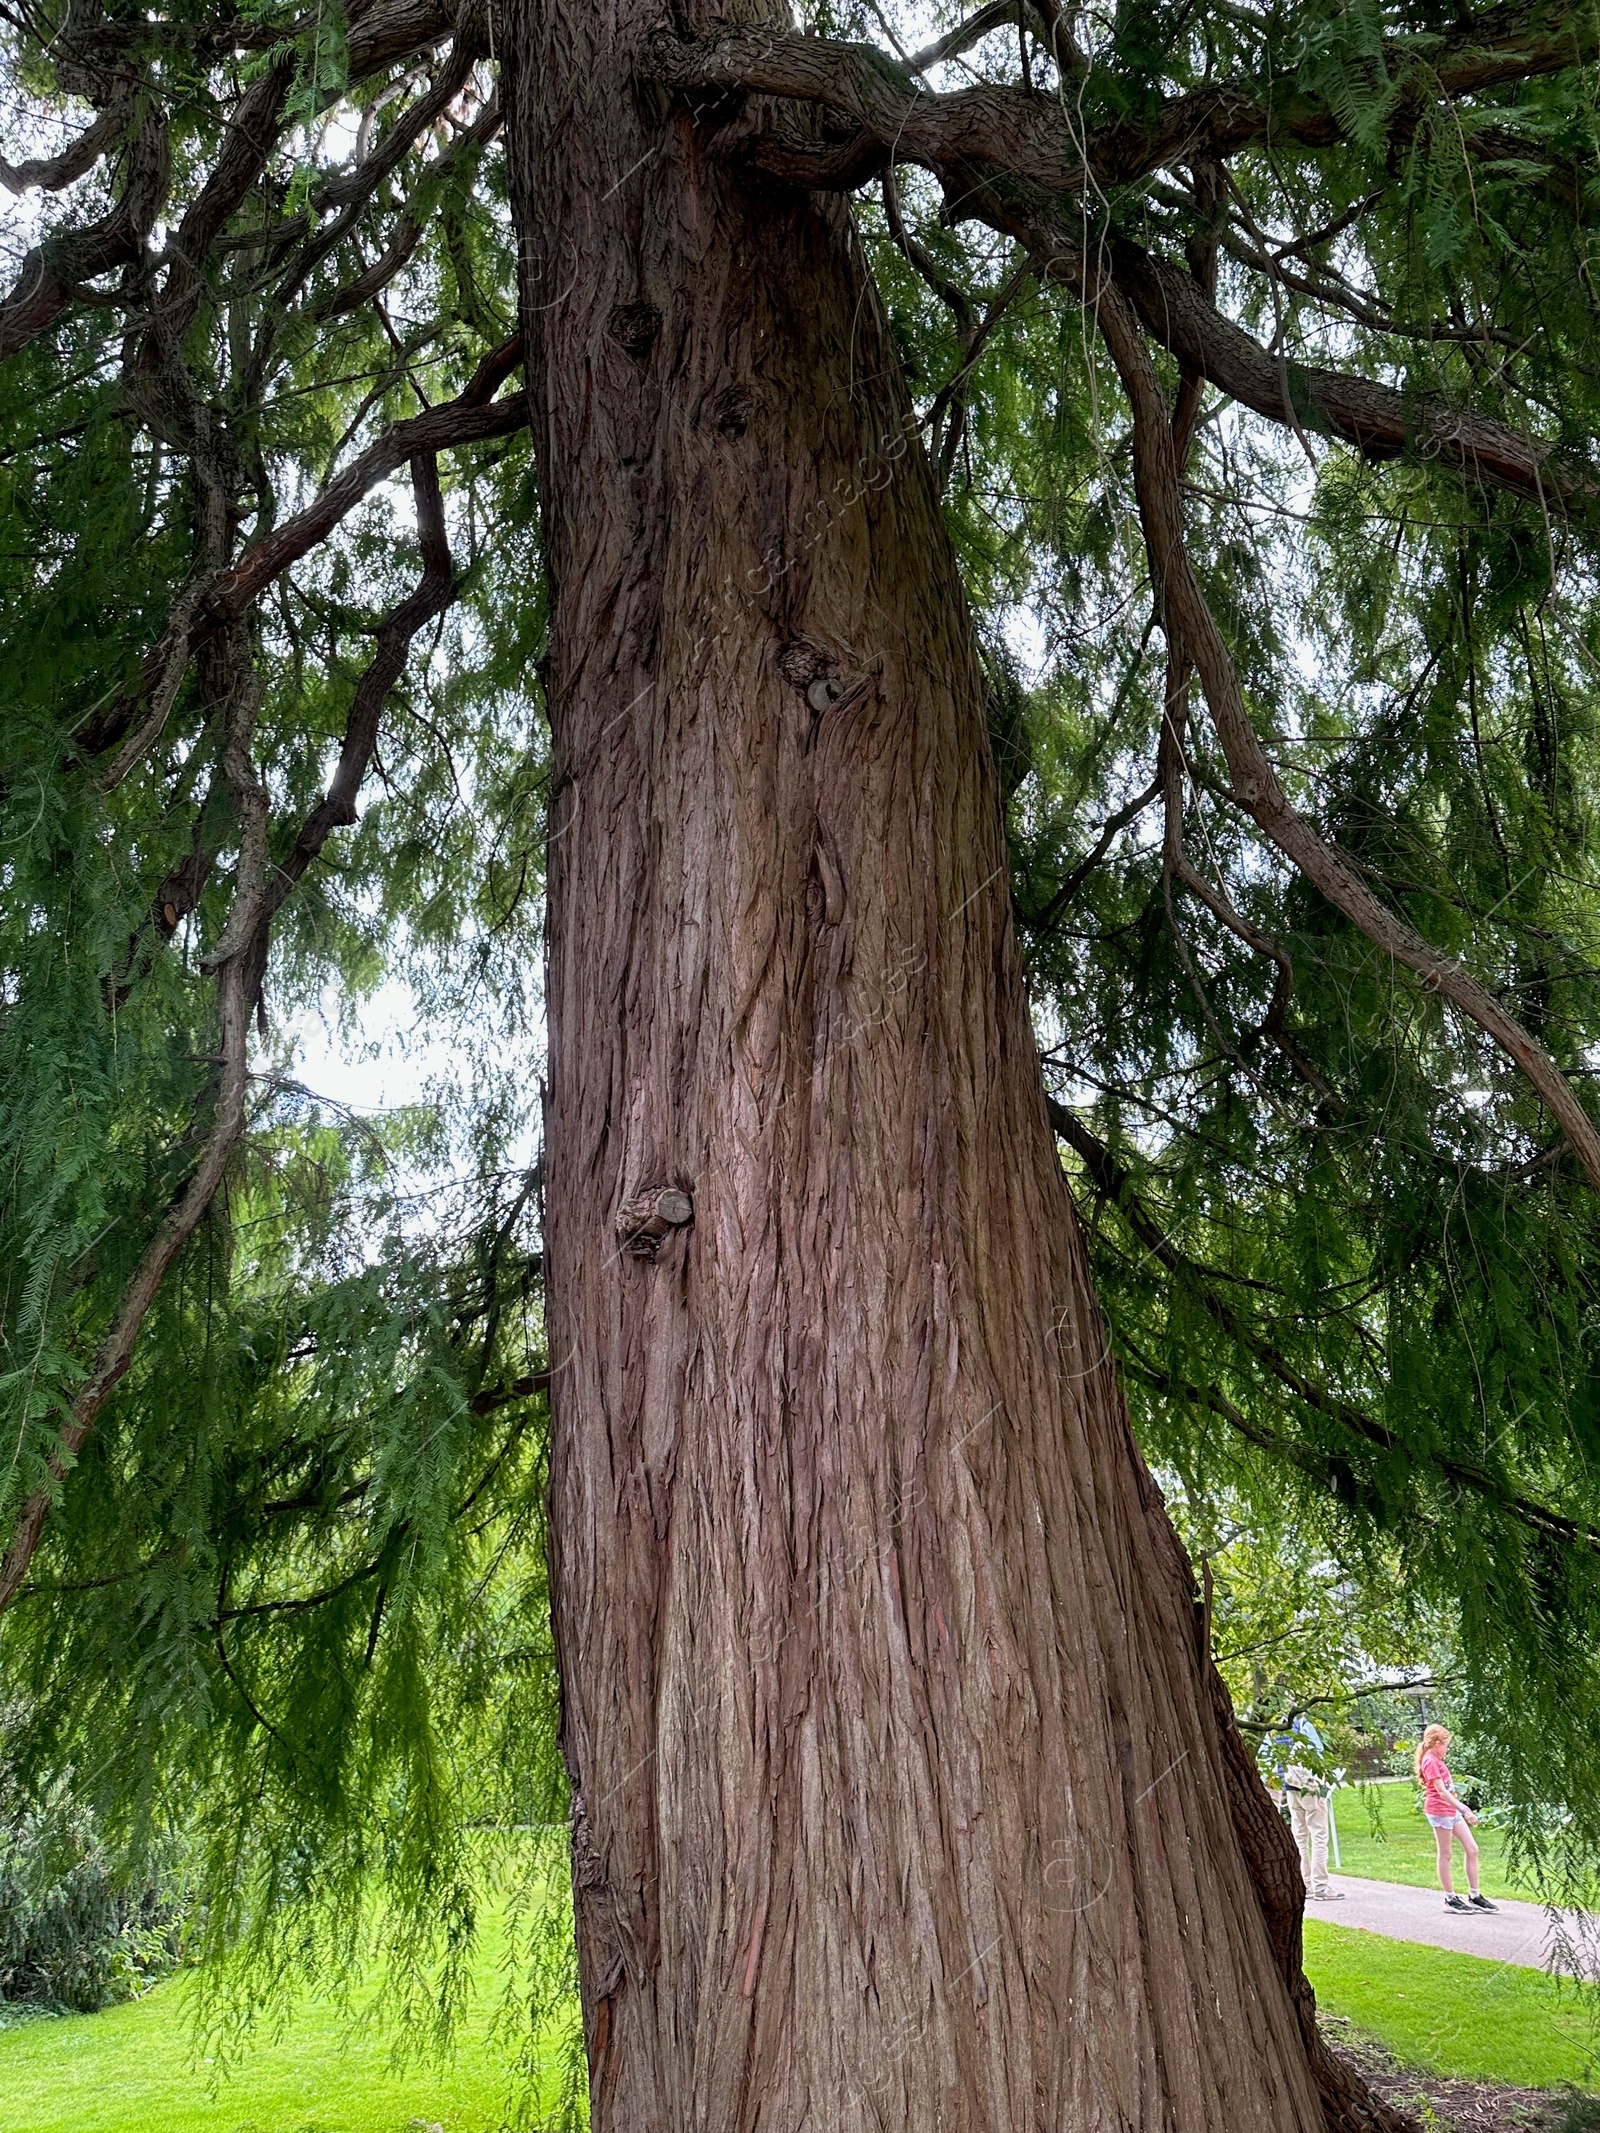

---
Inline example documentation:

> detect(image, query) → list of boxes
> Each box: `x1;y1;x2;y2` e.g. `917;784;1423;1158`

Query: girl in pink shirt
1415;1724;1496;1913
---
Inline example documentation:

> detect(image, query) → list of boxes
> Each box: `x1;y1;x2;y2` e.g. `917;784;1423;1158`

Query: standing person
1417;1724;1497;1913
1267;1714;1344;1901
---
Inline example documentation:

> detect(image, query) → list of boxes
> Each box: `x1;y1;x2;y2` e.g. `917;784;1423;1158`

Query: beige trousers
1288;1790;1332;1894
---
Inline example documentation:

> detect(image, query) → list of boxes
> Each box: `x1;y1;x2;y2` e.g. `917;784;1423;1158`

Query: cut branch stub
615;1184;694;1256
778;638;869;726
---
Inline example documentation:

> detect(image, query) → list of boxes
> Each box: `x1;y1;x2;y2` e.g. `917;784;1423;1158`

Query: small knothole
615;1183;694;1258
608;301;662;360
707;385;753;437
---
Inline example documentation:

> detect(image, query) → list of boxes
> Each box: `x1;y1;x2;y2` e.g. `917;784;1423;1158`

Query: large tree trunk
503;4;1405;2126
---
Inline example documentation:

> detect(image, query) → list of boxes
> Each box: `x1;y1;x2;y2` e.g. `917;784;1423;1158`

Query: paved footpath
1308;1874;1598;1974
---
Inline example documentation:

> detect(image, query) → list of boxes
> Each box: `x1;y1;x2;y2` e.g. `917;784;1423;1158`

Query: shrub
0;1767;188;2012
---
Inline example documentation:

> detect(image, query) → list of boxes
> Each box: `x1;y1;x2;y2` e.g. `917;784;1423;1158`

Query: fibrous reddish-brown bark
505;4;1407;2125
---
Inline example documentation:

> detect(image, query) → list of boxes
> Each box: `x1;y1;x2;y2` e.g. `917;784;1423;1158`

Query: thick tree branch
344;0;468;82
0;100;129;194
0;104;170;362
73;347;523;763
647;7;1600;201
209;351;520;622
259;40;481;320
651;22;1600;512
151;55;295;349
1100;232;1600;512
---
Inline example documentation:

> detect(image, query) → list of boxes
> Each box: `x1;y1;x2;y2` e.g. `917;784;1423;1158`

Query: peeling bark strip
504;4;1405;2127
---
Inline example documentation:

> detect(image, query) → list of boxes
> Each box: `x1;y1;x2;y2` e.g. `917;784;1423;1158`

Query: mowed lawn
1329;1785;1531;1902
0;1908;568;2133
4;1891;1597;2124
1305;1920;1600;2091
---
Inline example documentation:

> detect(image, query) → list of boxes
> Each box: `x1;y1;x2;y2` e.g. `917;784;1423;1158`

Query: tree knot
705;383;754;437
607;302;662;360
615;1183;694;1257
779;637;869;721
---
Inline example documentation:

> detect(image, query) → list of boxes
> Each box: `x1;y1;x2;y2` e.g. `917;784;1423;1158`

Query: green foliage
849;0;1600;1911
0;1758;187;2013
4;0;1600;2090
0;4;562;2070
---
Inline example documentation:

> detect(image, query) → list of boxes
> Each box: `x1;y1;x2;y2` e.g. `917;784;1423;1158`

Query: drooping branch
209;342;521;623
1158;645;1333;1099
1046;1096;1600;1555
1100;232;1600;512
1005;217;1598;515
1087;280;1600;1199
241;450;457;1008
1024;773;1161;937
312;95;502;324
0;444;467;1606
0;678;262;1614
75;343;524;764
930;248;1034;486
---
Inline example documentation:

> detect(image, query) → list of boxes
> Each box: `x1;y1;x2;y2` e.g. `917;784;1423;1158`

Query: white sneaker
1310;1887;1344;1901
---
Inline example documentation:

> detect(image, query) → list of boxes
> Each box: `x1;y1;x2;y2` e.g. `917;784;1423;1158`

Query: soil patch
1325;2015;1597;2130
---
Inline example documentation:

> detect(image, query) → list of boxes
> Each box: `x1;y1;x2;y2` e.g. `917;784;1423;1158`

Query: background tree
3;1;1600;2128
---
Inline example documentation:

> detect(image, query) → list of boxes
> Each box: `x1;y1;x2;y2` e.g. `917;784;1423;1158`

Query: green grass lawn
0;1928;562;2133
6;1891;1595;2125
1329;1785;1530;1901
1306;1919;1600;2090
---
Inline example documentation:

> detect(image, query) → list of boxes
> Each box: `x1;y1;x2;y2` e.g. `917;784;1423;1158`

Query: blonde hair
1413;1723;1451;1779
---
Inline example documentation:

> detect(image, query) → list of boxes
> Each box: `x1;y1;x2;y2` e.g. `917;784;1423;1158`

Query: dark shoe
1469;1893;1499;1911
1444;1894;1471;1911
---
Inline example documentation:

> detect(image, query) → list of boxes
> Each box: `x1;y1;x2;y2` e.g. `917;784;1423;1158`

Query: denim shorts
1426;1811;1463;1829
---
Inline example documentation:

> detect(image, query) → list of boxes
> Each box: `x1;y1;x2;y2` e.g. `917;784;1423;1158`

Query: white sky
291;979;460;1115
